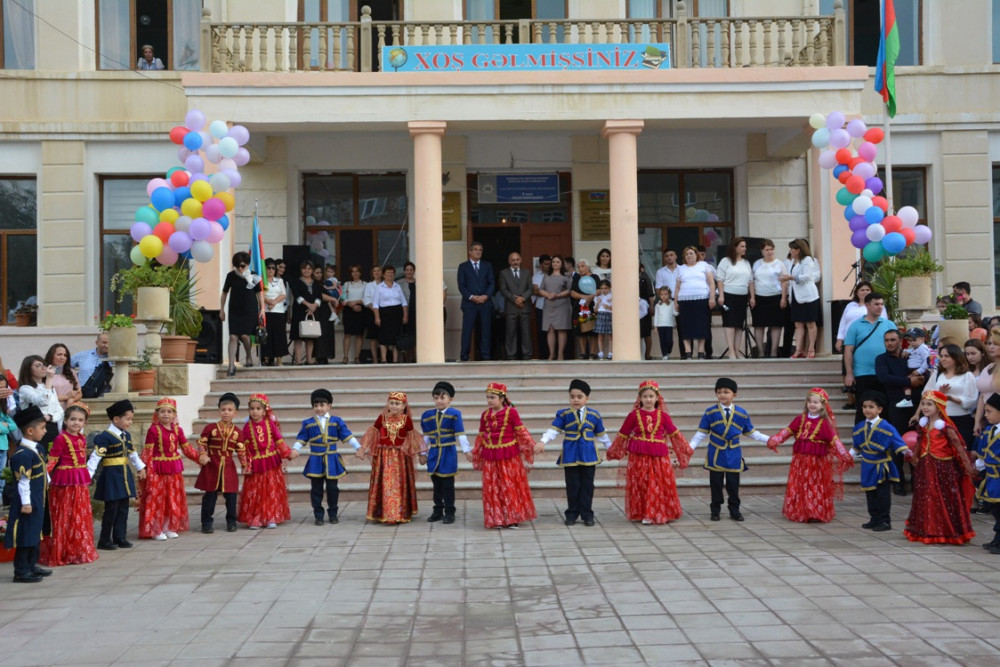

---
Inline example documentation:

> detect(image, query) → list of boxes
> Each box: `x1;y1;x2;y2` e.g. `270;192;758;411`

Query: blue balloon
864;206;885;224
217;214;229;231
180;250;192;260
578;275;597;295
150;187;175;212
832;164;848;178
183;131;203;151
881;231;907;255
844;206;855;221
173;186;191;206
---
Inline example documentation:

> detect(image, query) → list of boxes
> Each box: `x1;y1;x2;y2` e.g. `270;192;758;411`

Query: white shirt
595;293;612;313
362;280;378;308
654;301;676;327
18;383;63;430
715;258;753;296
532;270;545;309
788;256;821;303
751;258;788;297
341;280;366;303
675;262;714;301
836;301;867;342
372;282;408;309
15;439;46;505
264;278;287;314
926;370;979;417
655;264;679;294
592;266;612;282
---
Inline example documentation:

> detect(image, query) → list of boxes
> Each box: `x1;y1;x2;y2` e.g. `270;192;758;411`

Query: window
994;0;1000;63
0;178;37;324
889;167;926;223
837;0;921;67
100;177;153;314
1;0;35;69
993;166;1000;306
464;0;566;42
302;173;408;277
97;0;201;71
627;0;728;17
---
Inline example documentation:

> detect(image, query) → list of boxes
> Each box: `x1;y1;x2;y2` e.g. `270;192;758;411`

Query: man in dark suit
498;251;533;360
874;328;920;495
457;242;495;361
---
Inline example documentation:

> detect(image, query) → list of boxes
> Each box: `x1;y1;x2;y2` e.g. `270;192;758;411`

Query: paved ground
3;493;1000;666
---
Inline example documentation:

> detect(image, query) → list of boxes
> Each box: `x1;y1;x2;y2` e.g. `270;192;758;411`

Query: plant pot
14;313;32;327
897;276;933;311
107;326;138;358
137;286;170;321
185;338;197;363
160;335;188;363
128;369;157;395
937;320;969;347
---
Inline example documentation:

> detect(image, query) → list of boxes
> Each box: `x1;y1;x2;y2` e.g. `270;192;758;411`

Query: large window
628;0;728;18
993;166;1000;306
100;177;152;314
302;173;409;279
827;0;921;67
889;167;926;223
97;0;201;71
994;0;1000;63
1;0;35;69
0;178;37;324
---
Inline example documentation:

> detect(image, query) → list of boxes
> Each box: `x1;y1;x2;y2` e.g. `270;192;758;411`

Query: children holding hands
419;381;471;524
138;397;199;541
359;391;422;524
90;399;147;549
194;393;245;534
239;393;298;529
849;391;912;532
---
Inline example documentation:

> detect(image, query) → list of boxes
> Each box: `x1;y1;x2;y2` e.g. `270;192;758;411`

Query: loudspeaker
282;244;316;276
195;309;223;363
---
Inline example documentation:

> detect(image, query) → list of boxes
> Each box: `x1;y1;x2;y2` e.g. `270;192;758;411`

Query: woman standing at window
781;238;821;358
673;246;716;360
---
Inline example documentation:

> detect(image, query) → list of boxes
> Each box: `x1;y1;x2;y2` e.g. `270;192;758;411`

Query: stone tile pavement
3;493;1000;666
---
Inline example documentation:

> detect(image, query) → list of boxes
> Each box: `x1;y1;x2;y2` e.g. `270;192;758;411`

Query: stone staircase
181;358;856;501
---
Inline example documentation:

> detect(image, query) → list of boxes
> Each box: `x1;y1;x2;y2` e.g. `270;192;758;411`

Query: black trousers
100;497;130;544
13;545;38;578
201;491;237;527
990;502;1000;539
657;326;674;356
709;470;740;514
853;375;882;425
886;404;912;485
431;475;456;516
310;478;340;520
564;465;596;521
534;308;549;359
865;482;892;525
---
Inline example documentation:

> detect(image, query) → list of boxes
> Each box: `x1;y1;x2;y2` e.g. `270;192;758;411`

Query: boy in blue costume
849;391;911;532
975;392;1000;553
89;399;146;549
689;377;770;522
293;388;361;525
540;379;611;526
419;381;470;524
5;407;51;582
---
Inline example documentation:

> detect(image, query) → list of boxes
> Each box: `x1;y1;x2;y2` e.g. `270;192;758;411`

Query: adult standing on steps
843;292;896;425
458;242;495;362
781;238;821;358
498;252;534;360
715;237;754;360
220;251;265;376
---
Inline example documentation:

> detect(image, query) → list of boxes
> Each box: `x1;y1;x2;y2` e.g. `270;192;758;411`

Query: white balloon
190;239;214;263
218;158;237;172
898;206;920;227
209;120;229;139
866;224;886;242
852;196;873;216
174;215;193;233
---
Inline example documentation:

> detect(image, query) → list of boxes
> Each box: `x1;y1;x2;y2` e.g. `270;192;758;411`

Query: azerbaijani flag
874;0;899;117
249;210;268;289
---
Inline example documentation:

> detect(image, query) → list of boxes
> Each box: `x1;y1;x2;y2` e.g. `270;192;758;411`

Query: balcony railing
205;1;845;74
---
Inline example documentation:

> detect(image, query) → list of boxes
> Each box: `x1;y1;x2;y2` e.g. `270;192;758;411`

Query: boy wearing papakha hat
419;381;471;524
975;392;1000;553
5;406;51;582
689;378;771;522
193;393;245;534
849;390;912;532
293;388;361;525
89;399;147;549
540;379;611;526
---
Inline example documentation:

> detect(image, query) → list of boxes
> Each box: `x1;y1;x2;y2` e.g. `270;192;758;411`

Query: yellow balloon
159;208;179;224
216;191;235;212
181;197;203;218
138;234;164;259
190;180;213;202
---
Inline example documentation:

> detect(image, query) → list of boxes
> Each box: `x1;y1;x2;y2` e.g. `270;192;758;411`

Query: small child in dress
540;379;611;527
359;391;423;524
975;392;1000;553
896;328;930;408
239;393;298;529
293;388;361;525
194;393;245;534
324;265;341;323
41;402;97;566
849;391;912;532
90;399;147;549
689;378;770;521
419;381;471;524
5;407;51;582
594;280;613;360
654;286;675;360
139;397;199;541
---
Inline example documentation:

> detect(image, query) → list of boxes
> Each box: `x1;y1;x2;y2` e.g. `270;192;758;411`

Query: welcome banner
383;43;670;72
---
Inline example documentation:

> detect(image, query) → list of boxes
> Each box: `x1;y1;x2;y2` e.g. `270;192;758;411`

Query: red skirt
138;471;190;538
481;457;537;528
367;447;418;523
905;457;976;545
39;485;97;566
623;453;682;524
238;467;292;527
782;452;836;523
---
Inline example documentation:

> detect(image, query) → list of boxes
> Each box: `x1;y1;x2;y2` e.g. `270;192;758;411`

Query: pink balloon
146;178;169;197
189;217;211;241
902;431;918;450
206;221;225;244
913;225;933;244
157;245;179;265
857;141;878;162
201;197;226;221
168;230;192;253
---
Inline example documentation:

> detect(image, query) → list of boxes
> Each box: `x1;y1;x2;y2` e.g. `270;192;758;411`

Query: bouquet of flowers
578;300;596;333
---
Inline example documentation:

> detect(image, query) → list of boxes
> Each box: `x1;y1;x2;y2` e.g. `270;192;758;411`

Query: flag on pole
250;209;268;290
874;0;899;117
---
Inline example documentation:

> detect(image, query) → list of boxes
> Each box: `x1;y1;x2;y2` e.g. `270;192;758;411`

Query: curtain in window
2;0;35;69
98;0;130;70
173;0;201;70
628;0;658;18
465;0;493;21
696;0;728;17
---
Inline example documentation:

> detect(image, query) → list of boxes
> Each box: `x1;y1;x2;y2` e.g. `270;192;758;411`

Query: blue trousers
460;303;493;360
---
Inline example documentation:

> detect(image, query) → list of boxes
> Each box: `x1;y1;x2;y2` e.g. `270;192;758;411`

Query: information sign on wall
383;43;670;72
580;190;610;240
478;174;559;204
442;192;462;241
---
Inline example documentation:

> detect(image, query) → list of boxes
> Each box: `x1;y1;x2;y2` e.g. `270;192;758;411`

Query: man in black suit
874;328;920;495
457;242;495;361
498;251;534;360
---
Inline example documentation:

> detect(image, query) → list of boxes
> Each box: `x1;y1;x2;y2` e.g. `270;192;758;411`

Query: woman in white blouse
780;238;822;358
261;260;288;366
912;344;978;450
17;355;64;449
340;264;368;364
750;239;789;358
715;237;753;359
372;265;409;364
673;246;716;359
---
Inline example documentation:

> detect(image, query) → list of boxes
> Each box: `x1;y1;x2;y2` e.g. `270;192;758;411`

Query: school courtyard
3;494;1000;666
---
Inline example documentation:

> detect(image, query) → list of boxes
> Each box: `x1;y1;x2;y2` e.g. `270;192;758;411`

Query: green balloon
135;206;159;225
835;187;856;206
862;241;885;263
166;166;184;178
130;244;149;266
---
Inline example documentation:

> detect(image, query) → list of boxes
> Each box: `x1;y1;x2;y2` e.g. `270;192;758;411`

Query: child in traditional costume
359;391;422;524
194;392;245;533
975;392;1000;553
607;380;692;525
904;390;976;545
5;406;51;582
139;397;199;541
767;387;853;523
239;393;298;529
90;399;147;549
689;378;771;522
419;381;471;524
849;391;912;532
39;402;97;566
540;379;611;526
472;382;541;529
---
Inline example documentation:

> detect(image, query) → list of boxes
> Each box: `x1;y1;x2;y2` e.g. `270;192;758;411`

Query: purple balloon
184;154;204;173
130;222;152;242
184;109;205;131
168;230;193;253
865;177;884;195
189;217;211;241
222;168;241;188
851;229;869;249
228;124;250;145
234;147;250;166
189;172;208;183
913;225;933;245
848;215;868;232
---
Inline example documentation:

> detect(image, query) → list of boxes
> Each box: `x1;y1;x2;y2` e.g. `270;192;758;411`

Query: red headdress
634;379;663;410
248;392;281;430
384;391;413;419
804;387;837;431
152;397;177;425
66;401;90;418
921;389;959;432
486;382;511;407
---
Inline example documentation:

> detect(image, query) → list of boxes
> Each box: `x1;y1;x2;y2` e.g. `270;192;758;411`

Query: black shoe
115;540;133;549
32;566;52;577
427;511;444;523
97;541;118;550
442;515;455;524
226;521;237;532
226;367;236;377
564;518;577;526
201;525;214;534
710;513;720;521
697;353;706;359
730;512;744;522
12;573;42;583
986;543;1000;555
892;483;906;496
982;541;999;550
583;518;595;527
872;522;892;532
681;352;691;360
328;516;339;525
861;520;876;529
314;518;324;526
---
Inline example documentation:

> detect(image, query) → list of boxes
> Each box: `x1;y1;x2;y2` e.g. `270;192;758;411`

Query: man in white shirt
654;249;679;295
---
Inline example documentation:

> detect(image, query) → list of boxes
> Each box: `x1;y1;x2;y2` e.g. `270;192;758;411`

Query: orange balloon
846;175;865;195
838;170;852;184
864;127;885;144
848;157;864;170
882;216;903;233
900;227;916;245
835;148;853;164
216;191;235;212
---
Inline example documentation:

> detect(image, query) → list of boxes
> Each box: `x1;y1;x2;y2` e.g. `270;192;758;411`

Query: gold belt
484;440;516;449
102;456;128;465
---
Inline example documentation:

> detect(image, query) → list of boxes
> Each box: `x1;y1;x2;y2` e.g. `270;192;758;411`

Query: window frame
992;165;1000;307
637;168;735;248
463;0;569;20
626;0;730;18
842;0;922;67
99;175;153;315
1;0;36;70
888;166;927;225
96;0;200;71
0;176;38;326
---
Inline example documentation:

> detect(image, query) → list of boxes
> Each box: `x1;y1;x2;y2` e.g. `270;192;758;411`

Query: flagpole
883;106;893;215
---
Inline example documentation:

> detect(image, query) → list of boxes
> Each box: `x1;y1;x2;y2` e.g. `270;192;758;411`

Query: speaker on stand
195;309;223;363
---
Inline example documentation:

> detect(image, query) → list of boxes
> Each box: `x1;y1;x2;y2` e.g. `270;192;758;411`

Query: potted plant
111;262;171;320
13;303;37;327
937;301;970;347
99;311;138;359
128;348;157;395
893;250;943;311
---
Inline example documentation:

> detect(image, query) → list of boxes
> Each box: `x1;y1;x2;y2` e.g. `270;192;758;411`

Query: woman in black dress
220;251;264;376
289;259;323;365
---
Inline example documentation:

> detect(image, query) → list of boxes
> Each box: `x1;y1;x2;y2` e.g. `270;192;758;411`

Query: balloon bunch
810;111;931;263
129;109;251;266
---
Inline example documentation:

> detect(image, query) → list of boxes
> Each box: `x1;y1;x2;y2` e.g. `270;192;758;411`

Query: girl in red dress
359;391;423;524
607;380;692;524
767;387;853;523
238;393;298;529
39;402;97;566
904;390;977;545
139;397;200;540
